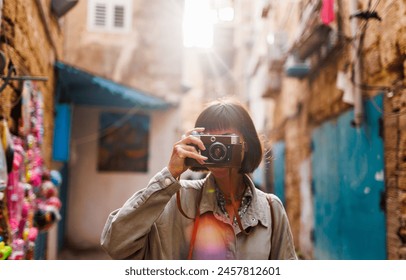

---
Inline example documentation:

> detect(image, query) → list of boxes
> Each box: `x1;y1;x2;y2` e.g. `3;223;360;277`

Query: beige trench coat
100;167;297;260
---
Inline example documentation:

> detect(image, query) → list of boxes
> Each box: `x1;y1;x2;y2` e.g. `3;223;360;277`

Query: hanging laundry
321;0;335;25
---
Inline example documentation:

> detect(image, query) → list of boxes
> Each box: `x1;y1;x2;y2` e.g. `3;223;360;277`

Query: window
88;0;132;33
97;112;150;172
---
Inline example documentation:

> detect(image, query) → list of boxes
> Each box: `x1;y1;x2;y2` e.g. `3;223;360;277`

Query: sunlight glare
217;6;234;21
267;33;275;45
183;0;215;48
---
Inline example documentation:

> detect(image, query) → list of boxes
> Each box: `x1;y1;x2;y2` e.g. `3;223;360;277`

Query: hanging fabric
321;0;335;25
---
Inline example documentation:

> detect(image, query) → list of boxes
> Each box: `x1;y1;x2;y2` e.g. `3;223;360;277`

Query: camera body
185;134;243;168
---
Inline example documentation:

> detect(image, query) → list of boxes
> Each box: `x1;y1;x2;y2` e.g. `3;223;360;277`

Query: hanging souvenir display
1;118;14;175
0;81;63;260
0;237;12;260
0;118;12;251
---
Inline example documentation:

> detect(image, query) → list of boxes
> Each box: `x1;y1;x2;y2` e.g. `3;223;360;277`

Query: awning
54;61;170;110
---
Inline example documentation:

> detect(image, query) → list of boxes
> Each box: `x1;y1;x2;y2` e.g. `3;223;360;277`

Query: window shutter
114;5;125;28
94;2;107;27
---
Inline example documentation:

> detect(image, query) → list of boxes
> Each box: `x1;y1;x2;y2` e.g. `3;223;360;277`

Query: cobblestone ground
58;247;111;260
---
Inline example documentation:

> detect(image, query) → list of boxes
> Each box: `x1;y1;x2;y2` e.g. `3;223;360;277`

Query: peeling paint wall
242;0;406;259
299;158;313;259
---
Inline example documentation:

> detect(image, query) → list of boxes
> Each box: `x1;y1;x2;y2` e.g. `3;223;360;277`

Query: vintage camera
185;133;243;168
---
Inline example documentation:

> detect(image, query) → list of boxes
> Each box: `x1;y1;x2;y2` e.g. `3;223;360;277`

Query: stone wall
0;0;63;166
384;87;406;259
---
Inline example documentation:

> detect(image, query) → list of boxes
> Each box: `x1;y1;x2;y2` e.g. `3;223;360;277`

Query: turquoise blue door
311;94;386;259
272;141;286;205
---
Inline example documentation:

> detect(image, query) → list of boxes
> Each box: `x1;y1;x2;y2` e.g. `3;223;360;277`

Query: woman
100;98;297;260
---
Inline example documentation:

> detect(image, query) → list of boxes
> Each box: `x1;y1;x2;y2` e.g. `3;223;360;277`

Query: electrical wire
351;0;381;41
330;0;406;119
72;106;143;146
371;0;381;13
322;0;383;58
368;92;406;118
351;73;406;118
0;5;164;149
55;76;149;146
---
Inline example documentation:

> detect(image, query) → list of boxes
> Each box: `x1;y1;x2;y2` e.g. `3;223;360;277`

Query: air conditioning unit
262;60;284;98
284;54;310;78
295;24;332;61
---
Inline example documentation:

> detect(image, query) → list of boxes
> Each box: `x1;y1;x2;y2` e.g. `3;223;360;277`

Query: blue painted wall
312;94;386;259
52;104;72;162
272;141;286;205
312;123;341;259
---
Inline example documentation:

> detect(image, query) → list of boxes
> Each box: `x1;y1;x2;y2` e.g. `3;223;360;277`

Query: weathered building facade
2;0;403;261
156;0;406;259
63;0;183;101
240;0;406;259
0;0;64;259
56;0;405;260
58;0;183;255
0;0;63;165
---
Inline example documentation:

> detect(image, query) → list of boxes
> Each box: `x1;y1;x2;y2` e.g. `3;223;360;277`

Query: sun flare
182;0;215;48
183;0;234;49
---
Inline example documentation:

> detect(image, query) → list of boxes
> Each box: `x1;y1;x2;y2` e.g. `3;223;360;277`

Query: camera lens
209;142;227;162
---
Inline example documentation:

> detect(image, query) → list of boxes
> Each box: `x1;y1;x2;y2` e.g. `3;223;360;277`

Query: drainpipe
349;0;363;127
35;0;60;61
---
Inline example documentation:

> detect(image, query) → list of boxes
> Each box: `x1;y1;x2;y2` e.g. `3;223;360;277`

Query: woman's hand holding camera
167;127;207;179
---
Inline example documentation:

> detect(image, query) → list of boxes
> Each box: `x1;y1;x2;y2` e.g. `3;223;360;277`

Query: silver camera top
191;131;240;144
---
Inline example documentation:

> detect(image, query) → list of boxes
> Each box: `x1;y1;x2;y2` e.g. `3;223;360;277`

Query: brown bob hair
192;97;263;174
